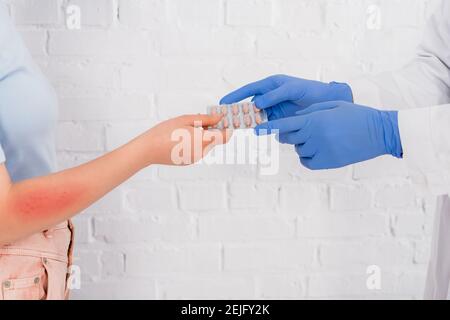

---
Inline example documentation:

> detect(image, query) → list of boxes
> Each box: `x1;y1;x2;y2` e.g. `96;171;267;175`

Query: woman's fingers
201;129;233;159
179;114;224;128
202;129;233;147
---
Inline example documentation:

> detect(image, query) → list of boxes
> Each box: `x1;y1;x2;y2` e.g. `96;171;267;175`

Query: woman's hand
143;114;232;166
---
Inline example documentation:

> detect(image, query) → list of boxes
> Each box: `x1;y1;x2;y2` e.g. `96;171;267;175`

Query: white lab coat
349;0;450;299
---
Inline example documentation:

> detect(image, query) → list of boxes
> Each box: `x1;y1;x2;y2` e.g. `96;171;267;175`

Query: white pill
255;112;263;125
232;104;240;115
233;116;241;128
221;105;228;115
244;114;252;127
242;103;250;114
223;117;229;128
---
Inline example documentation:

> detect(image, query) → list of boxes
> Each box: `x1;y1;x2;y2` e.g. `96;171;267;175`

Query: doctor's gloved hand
220;74;353;121
255;101;403;170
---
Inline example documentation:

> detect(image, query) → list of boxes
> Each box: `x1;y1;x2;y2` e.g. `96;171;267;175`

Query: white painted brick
278;60;322;82
101;251;125;277
168;0;221;28
391;271;427;298
280;183;328;215
118;0;167;29
73;250;101;280
257;149;303;182
275;0;323;32
72;216;92;244
256;274;304;299
44;61;120;90
308;273;371;298
222;59;280;89
392;214;426;237
161;28;254;57
298;166;352;181
71;279;156;299
375;185;417;209
158;276;255;299
423;171;450;196
269;152;351;181
324;0;365;33
158;163;257;181
298;214;388;238
87;187;124;214
226;0;273;27
198;216;295;241
94;216;194;243
353;157;409;180
105;120;158;151
124;184;178;213
56;151;102;172
56;121;104;152
126;244;221;274
162;60;225;90
319;240;414;267
414;239;431;265
330;185;372;212
178;183;227;212
321;61;363;83
424;210;436;237
256;31;304;59
302;34;354;61
229;183;277;209
119;60;163;92
156;91;216;120
67;0;114;27
308;271;424;298
59;94;152;121
125;166;157;182
12;0;60;25
224;242;315;271
48;30;153;56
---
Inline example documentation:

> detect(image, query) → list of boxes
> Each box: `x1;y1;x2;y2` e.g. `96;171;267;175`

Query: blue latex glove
255;101;403;170
220;74;353;121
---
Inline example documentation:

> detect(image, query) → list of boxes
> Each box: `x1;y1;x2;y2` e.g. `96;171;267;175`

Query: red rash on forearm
9;184;84;219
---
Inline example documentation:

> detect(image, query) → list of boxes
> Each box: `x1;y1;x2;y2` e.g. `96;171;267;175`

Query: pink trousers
0;221;74;300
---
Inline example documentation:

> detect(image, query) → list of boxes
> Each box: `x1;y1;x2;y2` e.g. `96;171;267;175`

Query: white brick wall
7;0;443;299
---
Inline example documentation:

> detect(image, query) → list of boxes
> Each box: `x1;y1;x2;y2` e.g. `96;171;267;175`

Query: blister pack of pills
207;102;268;130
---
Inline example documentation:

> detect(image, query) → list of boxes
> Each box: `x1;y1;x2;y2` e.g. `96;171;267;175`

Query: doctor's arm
351;1;450;109
0;114;229;245
221;1;450;172
348;0;450;172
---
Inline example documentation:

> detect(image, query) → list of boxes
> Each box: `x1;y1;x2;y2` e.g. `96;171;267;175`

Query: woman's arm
0;114;228;245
